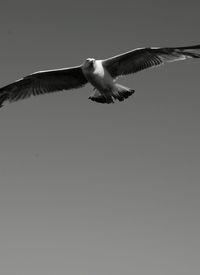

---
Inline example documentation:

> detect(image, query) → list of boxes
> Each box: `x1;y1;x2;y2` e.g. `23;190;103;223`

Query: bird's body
82;59;112;91
1;44;200;107
81;58;132;103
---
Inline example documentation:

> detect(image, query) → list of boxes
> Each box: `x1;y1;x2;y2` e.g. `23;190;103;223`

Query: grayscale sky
0;0;200;274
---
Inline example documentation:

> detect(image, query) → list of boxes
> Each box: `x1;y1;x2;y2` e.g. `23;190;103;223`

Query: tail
89;89;114;104
89;85;135;104
111;84;135;102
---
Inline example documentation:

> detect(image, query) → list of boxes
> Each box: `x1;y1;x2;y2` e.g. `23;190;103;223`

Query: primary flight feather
1;44;200;107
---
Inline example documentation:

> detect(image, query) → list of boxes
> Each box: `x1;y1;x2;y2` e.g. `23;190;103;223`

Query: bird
1;44;200;107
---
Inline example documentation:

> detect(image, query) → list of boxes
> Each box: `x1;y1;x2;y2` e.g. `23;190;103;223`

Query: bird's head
83;58;95;70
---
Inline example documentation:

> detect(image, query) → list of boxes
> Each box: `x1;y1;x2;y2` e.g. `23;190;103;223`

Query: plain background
0;0;200;274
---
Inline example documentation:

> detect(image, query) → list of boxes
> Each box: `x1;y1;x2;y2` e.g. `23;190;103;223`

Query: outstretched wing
0;65;88;107
102;45;200;78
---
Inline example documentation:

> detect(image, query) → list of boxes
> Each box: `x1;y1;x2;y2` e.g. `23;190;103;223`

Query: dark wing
0;65;88;107
102;45;200;78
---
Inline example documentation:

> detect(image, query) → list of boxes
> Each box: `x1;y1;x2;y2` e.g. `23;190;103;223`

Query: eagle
0;44;200;107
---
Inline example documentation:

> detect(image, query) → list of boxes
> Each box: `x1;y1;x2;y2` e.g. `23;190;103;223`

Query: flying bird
1;44;200;107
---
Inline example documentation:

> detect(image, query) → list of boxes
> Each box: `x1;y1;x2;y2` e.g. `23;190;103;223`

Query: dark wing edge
0;65;88;107
102;44;200;78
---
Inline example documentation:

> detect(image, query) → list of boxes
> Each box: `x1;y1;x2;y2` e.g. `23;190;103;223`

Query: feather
102;45;200;78
0;66;88;107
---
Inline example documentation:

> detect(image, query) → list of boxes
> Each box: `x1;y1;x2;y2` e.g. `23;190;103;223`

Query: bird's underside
0;44;200;107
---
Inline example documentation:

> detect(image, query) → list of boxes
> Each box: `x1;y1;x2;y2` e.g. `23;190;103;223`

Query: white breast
84;60;114;91
93;60;105;77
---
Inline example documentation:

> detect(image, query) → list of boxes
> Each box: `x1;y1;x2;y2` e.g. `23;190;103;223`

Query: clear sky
0;0;200;274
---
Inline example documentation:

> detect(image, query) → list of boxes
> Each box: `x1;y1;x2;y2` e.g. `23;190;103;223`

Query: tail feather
88;89;114;104
112;84;135;102
88;85;135;104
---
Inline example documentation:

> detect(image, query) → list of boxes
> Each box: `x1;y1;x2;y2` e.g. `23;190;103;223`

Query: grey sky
0;0;200;274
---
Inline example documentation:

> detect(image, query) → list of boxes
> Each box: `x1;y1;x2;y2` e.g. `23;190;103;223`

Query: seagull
1;44;200;107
